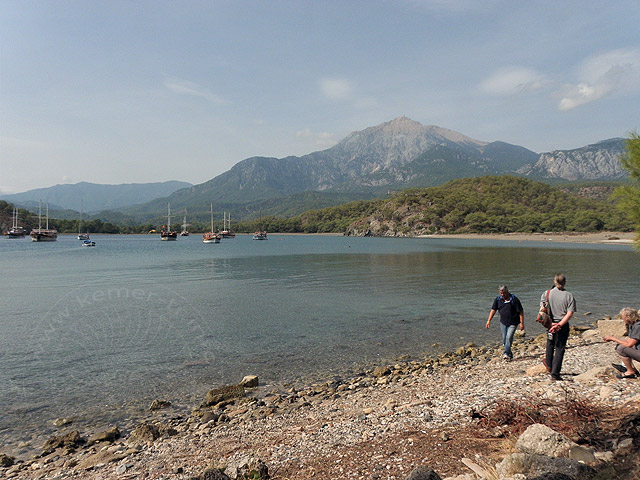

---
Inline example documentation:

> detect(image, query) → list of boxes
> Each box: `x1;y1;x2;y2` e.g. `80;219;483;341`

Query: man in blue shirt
486;285;524;360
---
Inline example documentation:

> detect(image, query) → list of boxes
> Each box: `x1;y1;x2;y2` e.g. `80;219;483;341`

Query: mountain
0;181;192;213
518;138;627;180
56;117;627;223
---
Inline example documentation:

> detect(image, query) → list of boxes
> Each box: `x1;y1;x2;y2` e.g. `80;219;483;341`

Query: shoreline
417;231;636;244
3;319;640;479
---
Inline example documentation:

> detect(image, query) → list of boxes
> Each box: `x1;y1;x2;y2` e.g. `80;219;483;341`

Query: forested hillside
344;176;632;236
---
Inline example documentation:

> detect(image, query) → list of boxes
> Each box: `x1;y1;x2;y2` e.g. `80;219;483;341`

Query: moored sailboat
252;211;267;240
6;207;26;238
220;211;235;238
77;201;89;240
180;210;190;236
30;201;58;242
160;203;178;241
203;204;221;243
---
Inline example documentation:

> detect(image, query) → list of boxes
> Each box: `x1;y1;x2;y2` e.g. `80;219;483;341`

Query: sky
1;1;639;194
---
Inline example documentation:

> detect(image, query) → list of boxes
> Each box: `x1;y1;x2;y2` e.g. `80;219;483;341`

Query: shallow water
1;233;638;453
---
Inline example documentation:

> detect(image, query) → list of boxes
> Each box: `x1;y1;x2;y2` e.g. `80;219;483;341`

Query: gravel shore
3;321;640;480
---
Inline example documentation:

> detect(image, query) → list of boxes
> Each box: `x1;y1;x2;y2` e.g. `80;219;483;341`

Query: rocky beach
2;314;640;480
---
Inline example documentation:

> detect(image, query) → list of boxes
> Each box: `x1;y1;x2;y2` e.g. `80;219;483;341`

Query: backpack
536;289;553;330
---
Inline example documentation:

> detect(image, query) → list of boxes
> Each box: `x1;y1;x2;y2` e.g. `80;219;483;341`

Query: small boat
81;239;96;247
30;201;57;242
160;203;177;241
180;210;189;236
77;200;90;240
220;211;235;238
252;211;267;240
203;204;221;244
6;207;26;238
252;231;267;240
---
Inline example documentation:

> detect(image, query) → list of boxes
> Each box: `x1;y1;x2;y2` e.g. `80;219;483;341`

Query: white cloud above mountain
559;48;640;110
164;78;228;105
479;67;547;96
319;78;354;101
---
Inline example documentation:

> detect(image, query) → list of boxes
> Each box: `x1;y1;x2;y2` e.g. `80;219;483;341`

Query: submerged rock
42;430;83;453
149;399;172;411
202;384;245;407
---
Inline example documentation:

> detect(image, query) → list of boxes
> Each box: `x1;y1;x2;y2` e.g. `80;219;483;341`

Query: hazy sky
2;1;639;193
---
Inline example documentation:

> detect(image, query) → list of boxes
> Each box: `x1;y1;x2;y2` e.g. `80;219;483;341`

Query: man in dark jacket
486;285;524;360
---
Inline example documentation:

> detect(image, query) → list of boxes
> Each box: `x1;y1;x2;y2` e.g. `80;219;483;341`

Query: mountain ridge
3;117;628;222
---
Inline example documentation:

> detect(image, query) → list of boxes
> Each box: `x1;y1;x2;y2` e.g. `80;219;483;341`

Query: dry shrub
472;389;605;441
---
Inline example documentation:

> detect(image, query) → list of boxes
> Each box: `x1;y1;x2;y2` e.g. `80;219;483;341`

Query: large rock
515;424;577;457
240;375;259;388
42;430;83;452
87;426;120;446
405;465;442;480
128;422;161;444
597;318;627;338
496;453;596;479
149;399;172;410
203;384;245;407
0;453;15;467
574;366;617;385
201;467;232;480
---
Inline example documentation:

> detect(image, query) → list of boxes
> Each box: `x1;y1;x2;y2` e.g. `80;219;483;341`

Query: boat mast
38;200;42;230
78;199;83;234
210;204;214;232
46;203;49;230
167;203;171;231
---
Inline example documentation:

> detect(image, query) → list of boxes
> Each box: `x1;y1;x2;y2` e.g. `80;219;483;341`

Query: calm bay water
1;233;639;453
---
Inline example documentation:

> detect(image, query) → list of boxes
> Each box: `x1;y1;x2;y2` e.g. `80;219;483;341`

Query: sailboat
180;210;189;236
252;211;267;240
6;207;26;238
160;203;178;241
220;211;235;238
30;201;58;242
77;201;89;240
203;204;221;243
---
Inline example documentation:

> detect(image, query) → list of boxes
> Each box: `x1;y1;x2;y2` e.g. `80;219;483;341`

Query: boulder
78;449;127;470
515;423;577;457
149;399;172;411
597;319;627;338
201;467;231;480
527;364;549;376
373;366;391;377
405;465;442;480
203;384;245;407
128;422;161;444
240;375;259;388
42;430;83;452
574;366;616;385
87;426;120;446
0;453;15;467
581;329;600;341
568;445;597;464
496;453;596;479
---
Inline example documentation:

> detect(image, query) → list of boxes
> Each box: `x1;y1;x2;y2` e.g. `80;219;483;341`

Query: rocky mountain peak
331;117;488;168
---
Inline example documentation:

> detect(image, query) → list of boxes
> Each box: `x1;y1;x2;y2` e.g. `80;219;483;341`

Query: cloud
296;128;337;148
479;67;547;96
164;78;228;104
405;0;497;13
559;48;640;111
319;78;353;101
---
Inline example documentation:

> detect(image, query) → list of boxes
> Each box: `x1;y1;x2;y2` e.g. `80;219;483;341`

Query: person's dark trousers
546;323;570;378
